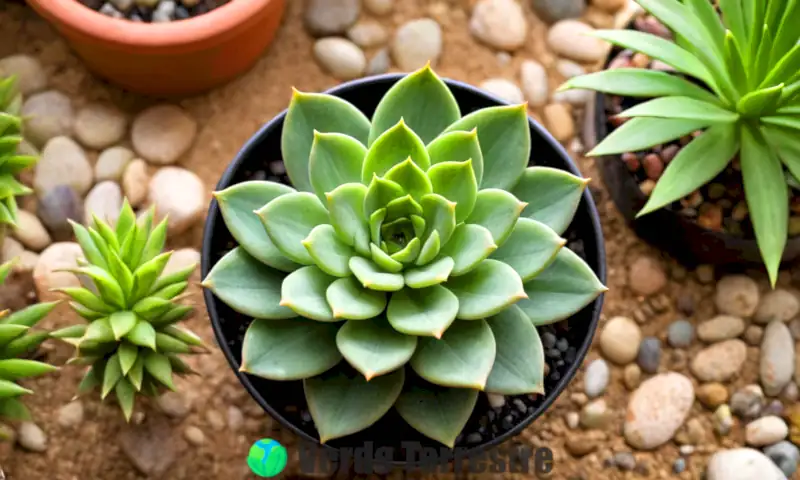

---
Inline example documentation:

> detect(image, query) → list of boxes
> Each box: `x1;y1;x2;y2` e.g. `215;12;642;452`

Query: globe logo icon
247;438;288;477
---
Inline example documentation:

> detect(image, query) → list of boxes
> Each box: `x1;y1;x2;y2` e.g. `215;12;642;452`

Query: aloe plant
52;201;206;421
203;65;606;447
559;0;800;286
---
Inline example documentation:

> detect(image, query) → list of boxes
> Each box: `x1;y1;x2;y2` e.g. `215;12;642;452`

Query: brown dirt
0;1;797;479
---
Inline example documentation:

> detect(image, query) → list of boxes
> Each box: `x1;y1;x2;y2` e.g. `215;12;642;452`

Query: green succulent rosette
0;76;36;228
51;201;206;421
204;66;606;447
560;0;800;286
0;260;58;434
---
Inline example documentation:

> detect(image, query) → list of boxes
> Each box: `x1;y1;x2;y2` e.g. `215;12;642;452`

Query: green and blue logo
247;438;288;477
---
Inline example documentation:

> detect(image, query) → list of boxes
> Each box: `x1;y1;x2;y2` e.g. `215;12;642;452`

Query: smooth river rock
624;372;694;450
690;339;747;382
760;320;795;396
706;448;787;480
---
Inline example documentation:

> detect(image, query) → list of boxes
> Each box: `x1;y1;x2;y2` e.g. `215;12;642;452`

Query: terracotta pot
25;0;286;97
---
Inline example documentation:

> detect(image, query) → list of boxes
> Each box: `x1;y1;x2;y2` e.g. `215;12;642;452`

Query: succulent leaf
427;160;478;223
335;318;417;379
415;230;441;266
517;247;607;325
466;189;525;246
242;319;341;380
309;132;367;203
383;158;432;201
326;183;371;256
364;176;404;218
587;117;713;157
280;266;336;321
484;305;545;394
404;256;454;289
326;276;387;320
0;398;31;420
214;181;301;272
410;319;496;389
420;194;456;245
446;259;526;320
427;129;484;186
368;243;404;274
361;120;430;184
256;192;329;265
0;325;26;348
490;218;565;282
386;285;458;337
282;89;371;192
303;224;354;277
511;167;588;236
440;224;496;276
394;383;478;448
304;368;405;443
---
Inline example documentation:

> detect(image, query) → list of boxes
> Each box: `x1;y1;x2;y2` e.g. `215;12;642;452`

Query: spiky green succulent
0;76;36;230
559;0;800;286
203;66;607;447
51;201;206;421
0;259;58;435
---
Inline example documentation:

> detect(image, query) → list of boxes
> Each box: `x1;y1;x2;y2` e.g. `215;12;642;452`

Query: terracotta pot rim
27;0;275;48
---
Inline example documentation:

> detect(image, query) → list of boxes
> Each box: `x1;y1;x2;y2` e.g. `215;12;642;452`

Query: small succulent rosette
204;66;606;447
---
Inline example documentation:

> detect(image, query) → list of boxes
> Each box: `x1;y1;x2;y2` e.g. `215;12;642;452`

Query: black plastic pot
594;39;800;268
201;74;606;465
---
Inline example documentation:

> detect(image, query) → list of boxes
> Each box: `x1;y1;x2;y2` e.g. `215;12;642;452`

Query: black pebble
500;415;514;430
513;399;526;414
301;411;311;423
546;348;561;359
250;170;268;181
551;371;561;381
175;5;190;19
556;338;569;352
465;433;482;444
541;332;557;349
565;347;577;363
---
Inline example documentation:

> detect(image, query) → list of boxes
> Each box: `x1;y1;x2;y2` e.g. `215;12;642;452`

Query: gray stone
0;54;47;95
760;321;795;396
57;401;84;428
690;339;747;382
764;441;800;477
366;48;391;76
84;181;123;226
520;60;549;107
745;416;788;446
392;19;443;71
37;185;84;241
636;336;661;373
118;416;177;477
697;315;746;343
583;358;609;398
304;0;360;36
667;319;694;348
546;20;608;63
612;452;636;471
131;104;197;165
480;79;525;104
624;373;694;450
21;90;74;147
148;167;205;235
730;385;765;419
17;422;47;452
754;289;799;324
100;3;124;17
34;136;93;197
313;38;366;81
74;103;128;150
707;448;786;480
152;0;176;22
156;391;191;418
96;146;135;182
530;0;586;23
347;21;388;48
470;0;528;51
715;275;760;318
11;210;51;252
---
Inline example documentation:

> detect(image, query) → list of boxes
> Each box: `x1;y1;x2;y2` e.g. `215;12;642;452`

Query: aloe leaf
426;129;484;186
0;379;31;398
724;31;748;95
740;124;787;287
427;159;478;223
202;247;295;319
0;359;57;380
118;342;138;375
326;183;371;256
126;320;157;350
684;0;725;57
771;0;800;66
587;117;713;157
214;181;300;272
70;221;109;271
155;332;190;354
84;317;115;343
484;305;545;394
415;230;441;266
109;311;138;340
102;353;123;398
361;120;430;184
589;30;713;85
490;218;565;283
442;105;530;190
763;115;800;132
404;256;454;289
617;96;739;123
2;301;59;328
132;297;173;321
640;123;739;216
382;159;431;201
366;244;403;275
0;398;31;420
326;276;386;320
440;224;497;276
256;192;329;265
303;224;354;278
115;378;135;422
719;0;747;47
390;237;421;264
363;176;404;218
140;217;168;266
559;68;720;103
446;259;526;320
411;319;495;389
420;194;456;245
143;350;175;390
281;266;336;321
49;324;87;339
309;131;367;203
72;265;126;310
387;285;458;337
368;65;461;145
765;126;800;182
304;368;404;443
336;318;417;379
395;383;478;448
517;247;606;325
242;319;341;380
129;253;171;303
282;90;371;192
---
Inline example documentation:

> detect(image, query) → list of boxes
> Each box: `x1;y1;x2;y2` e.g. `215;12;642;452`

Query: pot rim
201;73;607;462
26;0;275;48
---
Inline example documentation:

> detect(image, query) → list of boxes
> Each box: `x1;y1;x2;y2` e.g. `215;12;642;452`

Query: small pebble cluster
77;0;229;22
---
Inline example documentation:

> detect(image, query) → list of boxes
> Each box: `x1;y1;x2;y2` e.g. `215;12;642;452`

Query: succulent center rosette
204;65;606;447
